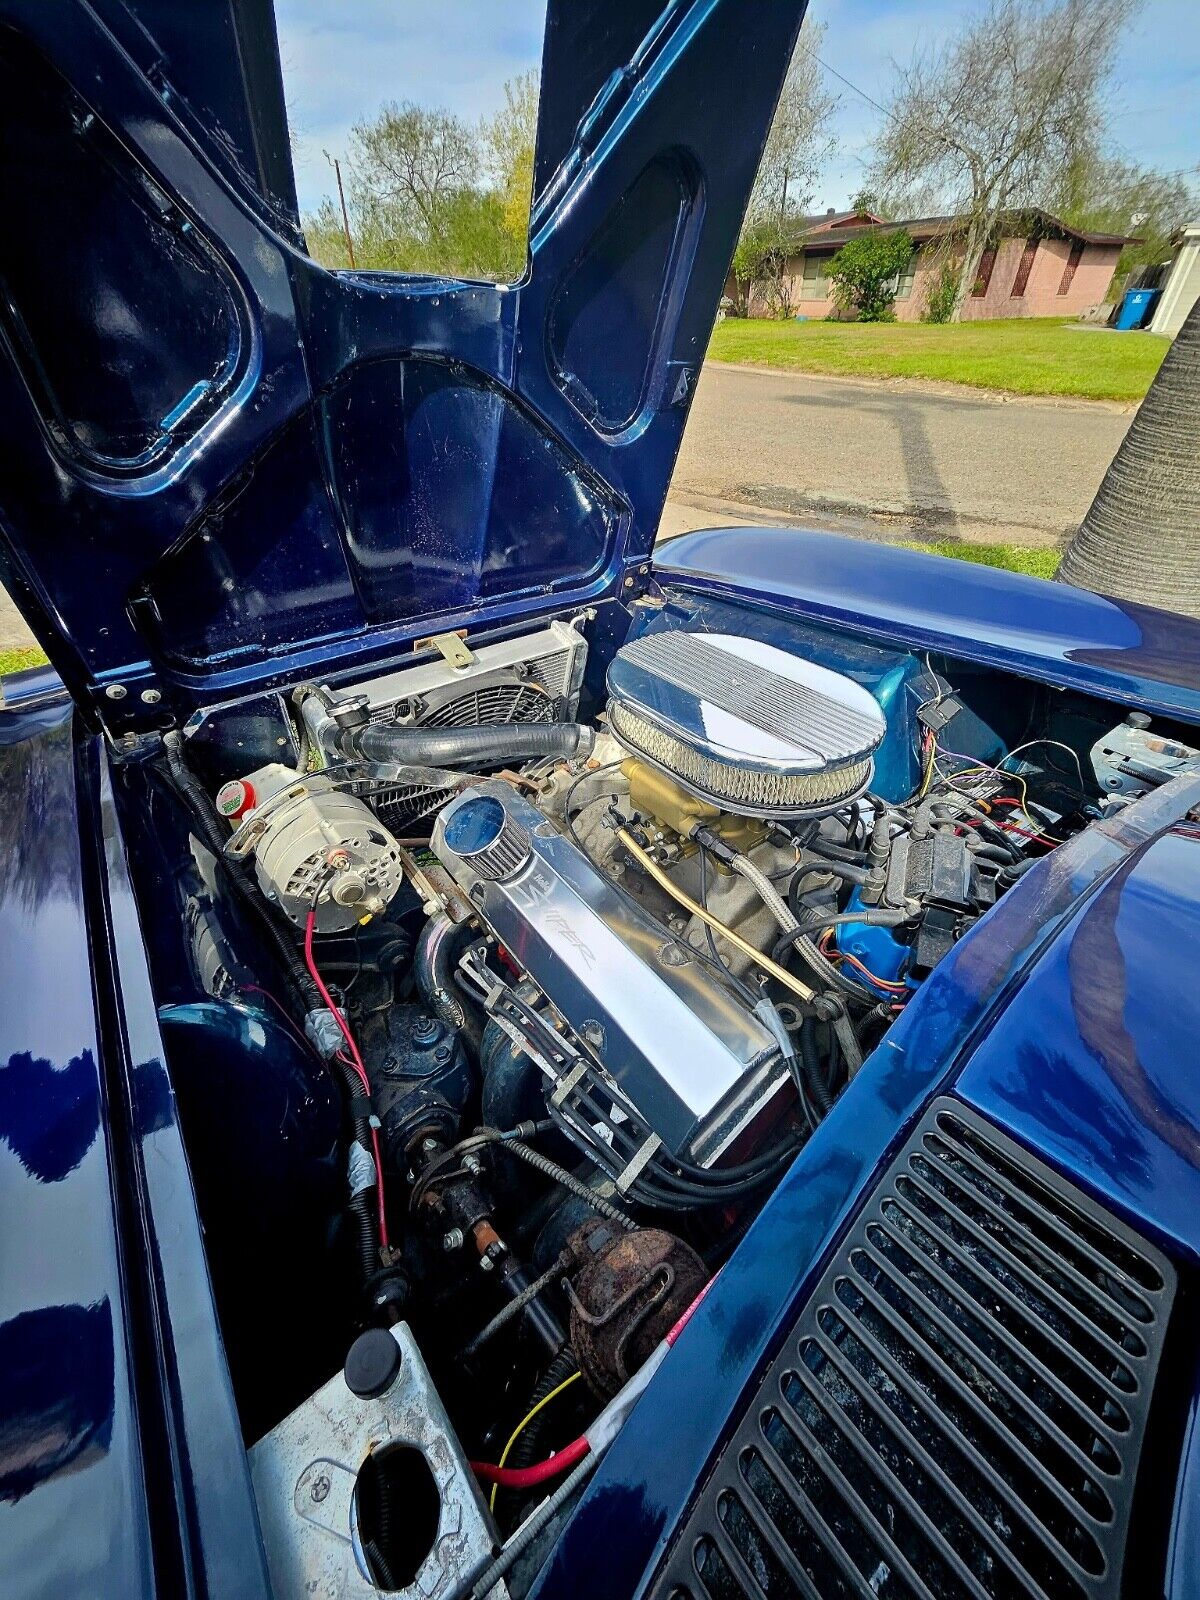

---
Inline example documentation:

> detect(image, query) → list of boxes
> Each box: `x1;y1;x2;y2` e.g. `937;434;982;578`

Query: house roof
775;207;886;247
797;206;1138;251
802;207;887;232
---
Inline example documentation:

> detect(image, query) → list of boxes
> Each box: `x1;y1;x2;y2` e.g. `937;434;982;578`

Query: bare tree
734;17;838;315
869;0;1139;318
307;76;538;280
349;101;478;240
750;19;839;223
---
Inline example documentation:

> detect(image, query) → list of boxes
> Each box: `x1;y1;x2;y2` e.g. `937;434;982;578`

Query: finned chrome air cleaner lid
606;630;886;816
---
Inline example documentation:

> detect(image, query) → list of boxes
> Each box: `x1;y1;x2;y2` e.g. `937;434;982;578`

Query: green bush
827;229;914;322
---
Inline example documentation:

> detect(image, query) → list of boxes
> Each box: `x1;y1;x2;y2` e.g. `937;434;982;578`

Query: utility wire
805;49;892;122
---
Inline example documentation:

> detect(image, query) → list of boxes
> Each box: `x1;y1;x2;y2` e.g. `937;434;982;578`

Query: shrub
827;229;914;321
922;261;958;323
732;213;799;318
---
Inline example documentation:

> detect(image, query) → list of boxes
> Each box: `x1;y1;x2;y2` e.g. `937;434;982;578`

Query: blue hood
0;0;807;732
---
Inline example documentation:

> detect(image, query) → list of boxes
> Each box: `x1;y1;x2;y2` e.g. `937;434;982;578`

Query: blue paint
871;653;926;801
5;4;1200;1596
835;886;911;987
158;378;214;434
0;1302;115;1504
0;691;273;1596
109;752;349;1440
0;698;156;1596
956;820;1200;1259
658;525;1200;724
0;0;813;735
0;8;820;1589
83;744;273;1598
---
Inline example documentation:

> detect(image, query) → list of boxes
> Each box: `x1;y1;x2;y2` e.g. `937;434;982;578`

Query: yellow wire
489;1371;581;1512
944;759;1031;816
916;733;937;799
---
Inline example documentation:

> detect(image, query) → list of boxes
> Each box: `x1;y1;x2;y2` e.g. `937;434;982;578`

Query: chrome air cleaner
606;630;886;816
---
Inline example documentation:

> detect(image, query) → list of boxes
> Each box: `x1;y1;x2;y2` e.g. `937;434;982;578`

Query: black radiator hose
350;719;594;769
297;687;594;770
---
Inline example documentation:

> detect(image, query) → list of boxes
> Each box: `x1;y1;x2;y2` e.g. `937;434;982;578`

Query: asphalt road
661;362;1134;546
0;363;1135;655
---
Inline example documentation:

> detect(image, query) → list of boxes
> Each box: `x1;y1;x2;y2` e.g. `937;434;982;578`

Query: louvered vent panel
653;1099;1174;1600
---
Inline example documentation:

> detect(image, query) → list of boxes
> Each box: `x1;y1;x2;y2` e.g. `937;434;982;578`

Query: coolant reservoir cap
344;1328;401;1399
215;778;255;819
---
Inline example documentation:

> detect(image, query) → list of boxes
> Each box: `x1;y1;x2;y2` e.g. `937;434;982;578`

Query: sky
274;0;1199;222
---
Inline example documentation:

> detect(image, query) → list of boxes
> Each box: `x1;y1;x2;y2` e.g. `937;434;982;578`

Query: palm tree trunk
1058;295;1200;618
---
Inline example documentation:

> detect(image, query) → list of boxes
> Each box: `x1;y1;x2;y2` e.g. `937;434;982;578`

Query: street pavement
661;362;1133;546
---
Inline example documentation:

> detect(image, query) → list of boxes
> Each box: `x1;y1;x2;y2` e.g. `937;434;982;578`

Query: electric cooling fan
398;671;558;730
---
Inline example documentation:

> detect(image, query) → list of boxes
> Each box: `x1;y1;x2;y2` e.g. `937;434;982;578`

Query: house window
1011;237;1038;296
799;251;832;301
1059;239;1085;295
972;247;997;296
895;253;917;300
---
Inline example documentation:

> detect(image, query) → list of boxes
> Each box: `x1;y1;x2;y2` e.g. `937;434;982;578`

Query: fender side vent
653;1098;1174;1600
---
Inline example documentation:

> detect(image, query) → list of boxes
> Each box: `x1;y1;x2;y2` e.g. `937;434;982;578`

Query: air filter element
606;631;886;816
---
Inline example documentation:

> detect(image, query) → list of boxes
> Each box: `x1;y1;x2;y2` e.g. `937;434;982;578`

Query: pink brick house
733;208;1134;321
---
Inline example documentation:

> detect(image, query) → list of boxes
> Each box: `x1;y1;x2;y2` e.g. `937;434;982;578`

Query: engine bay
118;591;1200;1597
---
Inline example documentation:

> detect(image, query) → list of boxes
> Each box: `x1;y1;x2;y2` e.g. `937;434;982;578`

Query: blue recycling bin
1115;287;1159;330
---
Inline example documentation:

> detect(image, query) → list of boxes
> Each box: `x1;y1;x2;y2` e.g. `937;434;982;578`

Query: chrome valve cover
432;782;786;1163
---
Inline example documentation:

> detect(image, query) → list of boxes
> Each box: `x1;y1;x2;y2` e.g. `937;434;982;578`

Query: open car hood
0;0;806;731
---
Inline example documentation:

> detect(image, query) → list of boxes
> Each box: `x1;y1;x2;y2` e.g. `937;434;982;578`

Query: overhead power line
806;50;892;122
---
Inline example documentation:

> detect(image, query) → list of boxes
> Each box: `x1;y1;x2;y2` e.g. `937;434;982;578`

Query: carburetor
217;764;405;933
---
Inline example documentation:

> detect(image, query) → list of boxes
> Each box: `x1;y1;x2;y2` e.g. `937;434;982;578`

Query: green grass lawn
709;316;1167;403
0;645;48;677
904;540;1060;581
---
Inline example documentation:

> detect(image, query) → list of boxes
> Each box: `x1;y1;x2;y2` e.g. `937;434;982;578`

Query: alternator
218;764;404;933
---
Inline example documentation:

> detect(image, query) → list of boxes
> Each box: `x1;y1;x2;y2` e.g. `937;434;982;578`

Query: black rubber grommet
344;1328;401;1399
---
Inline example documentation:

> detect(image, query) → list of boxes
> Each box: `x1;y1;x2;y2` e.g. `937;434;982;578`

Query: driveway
662;363;1134;546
